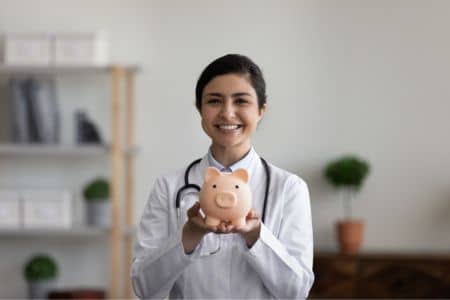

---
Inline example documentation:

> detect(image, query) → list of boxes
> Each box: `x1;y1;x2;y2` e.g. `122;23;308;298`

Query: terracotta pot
336;219;364;255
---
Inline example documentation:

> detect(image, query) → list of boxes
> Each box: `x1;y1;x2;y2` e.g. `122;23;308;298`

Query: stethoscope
175;157;271;223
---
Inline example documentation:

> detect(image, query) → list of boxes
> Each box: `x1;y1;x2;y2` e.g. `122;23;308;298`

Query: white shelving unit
0;65;139;75
0;227;109;238
0;144;108;156
0;64;138;298
0;227;136;238
0;143;138;156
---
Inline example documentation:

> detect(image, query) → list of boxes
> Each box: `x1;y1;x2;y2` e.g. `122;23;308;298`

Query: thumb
187;202;201;218
247;209;258;219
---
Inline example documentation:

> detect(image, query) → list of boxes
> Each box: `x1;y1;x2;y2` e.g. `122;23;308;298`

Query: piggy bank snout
215;191;237;208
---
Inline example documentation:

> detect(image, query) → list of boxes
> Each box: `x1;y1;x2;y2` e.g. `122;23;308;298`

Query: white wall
1;0;450;297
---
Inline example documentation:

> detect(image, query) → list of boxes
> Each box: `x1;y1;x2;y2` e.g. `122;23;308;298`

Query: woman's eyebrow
205;92;223;97
231;92;252;97
204;92;252;97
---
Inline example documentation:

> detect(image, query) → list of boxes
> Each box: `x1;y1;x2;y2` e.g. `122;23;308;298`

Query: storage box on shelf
3;33;52;65
0;64;138;298
22;189;72;228
0;189;72;229
54;32;108;66
0;190;21;228
2;32;109;66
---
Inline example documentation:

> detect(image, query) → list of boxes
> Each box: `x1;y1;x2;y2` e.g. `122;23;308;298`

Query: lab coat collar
207;147;257;172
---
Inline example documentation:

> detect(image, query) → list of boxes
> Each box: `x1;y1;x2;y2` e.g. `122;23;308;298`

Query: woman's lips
214;124;243;133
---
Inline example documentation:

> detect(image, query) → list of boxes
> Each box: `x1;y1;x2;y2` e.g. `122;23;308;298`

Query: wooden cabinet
310;253;450;298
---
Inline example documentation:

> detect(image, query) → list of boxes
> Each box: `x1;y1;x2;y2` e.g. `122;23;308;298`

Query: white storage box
0;190;21;228
53;32;109;66
22;189;72;228
3;33;52;65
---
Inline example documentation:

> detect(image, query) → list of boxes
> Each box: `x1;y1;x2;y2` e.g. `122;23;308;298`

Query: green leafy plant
324;155;370;219
24;254;58;282
83;177;110;202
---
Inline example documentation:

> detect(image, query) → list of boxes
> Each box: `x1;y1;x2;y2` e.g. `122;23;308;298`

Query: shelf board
0;226;136;238
0;226;109;238
0;143;109;156
0;143;138;156
0;64;139;75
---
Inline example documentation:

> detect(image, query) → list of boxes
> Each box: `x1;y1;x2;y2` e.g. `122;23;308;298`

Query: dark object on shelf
310;252;450;298
75;110;103;144
48;288;106;299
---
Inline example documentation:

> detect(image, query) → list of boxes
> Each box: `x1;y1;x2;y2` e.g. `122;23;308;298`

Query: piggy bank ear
205;167;221;182
232;168;249;183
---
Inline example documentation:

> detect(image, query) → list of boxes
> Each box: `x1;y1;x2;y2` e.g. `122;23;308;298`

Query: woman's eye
207;99;221;104
236;98;249;105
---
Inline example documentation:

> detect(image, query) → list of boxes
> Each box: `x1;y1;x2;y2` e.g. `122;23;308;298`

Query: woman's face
200;73;266;153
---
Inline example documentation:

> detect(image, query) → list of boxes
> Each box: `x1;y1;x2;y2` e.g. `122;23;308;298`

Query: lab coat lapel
190;154;209;187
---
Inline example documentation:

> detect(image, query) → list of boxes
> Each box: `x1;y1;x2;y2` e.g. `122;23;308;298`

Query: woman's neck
210;143;251;167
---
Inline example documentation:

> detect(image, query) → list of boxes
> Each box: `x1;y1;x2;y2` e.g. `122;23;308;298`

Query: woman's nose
219;101;235;119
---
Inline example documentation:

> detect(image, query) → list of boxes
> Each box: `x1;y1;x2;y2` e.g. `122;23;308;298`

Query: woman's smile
215;124;243;132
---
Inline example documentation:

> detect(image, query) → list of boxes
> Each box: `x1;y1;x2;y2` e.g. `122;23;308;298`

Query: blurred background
0;0;449;298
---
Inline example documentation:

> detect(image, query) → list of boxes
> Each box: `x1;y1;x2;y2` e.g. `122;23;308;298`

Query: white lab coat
131;148;314;299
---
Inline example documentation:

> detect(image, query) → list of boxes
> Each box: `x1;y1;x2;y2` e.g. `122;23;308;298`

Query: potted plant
324;155;370;255
83;177;111;228
24;254;58;299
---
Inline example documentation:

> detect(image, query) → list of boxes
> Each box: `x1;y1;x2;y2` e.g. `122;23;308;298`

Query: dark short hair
195;54;267;111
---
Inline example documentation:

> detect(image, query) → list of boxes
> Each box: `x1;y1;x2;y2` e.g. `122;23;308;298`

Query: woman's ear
258;103;267;121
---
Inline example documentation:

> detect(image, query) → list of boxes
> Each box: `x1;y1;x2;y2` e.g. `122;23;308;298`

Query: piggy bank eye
212;184;216;188
235;185;239;189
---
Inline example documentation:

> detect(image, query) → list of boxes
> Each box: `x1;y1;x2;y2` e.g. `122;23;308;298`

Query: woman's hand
184;202;236;235
182;202;230;253
182;202;261;253
182;202;212;254
216;209;262;248
233;209;261;248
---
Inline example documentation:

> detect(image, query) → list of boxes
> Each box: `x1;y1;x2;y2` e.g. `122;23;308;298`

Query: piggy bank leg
205;216;220;227
231;218;246;229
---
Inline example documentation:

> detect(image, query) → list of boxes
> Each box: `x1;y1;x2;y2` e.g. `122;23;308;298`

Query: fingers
246;209;259;220
186;202;215;233
186;202;201;218
186;204;260;234
216;221;234;233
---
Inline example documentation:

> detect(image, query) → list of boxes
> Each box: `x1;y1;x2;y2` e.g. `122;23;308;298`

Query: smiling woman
200;73;266;166
131;54;314;299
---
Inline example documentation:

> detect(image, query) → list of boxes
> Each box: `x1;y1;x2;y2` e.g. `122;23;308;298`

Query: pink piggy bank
199;167;252;229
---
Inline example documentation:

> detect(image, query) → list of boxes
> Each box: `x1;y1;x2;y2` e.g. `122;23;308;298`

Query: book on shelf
26;78;60;143
7;77;60;144
7;78;29;143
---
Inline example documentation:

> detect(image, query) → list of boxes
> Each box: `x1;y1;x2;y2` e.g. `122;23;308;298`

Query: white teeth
219;125;240;130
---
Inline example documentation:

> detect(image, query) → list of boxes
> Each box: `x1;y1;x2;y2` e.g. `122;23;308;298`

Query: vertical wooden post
124;69;135;298
110;66;123;299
